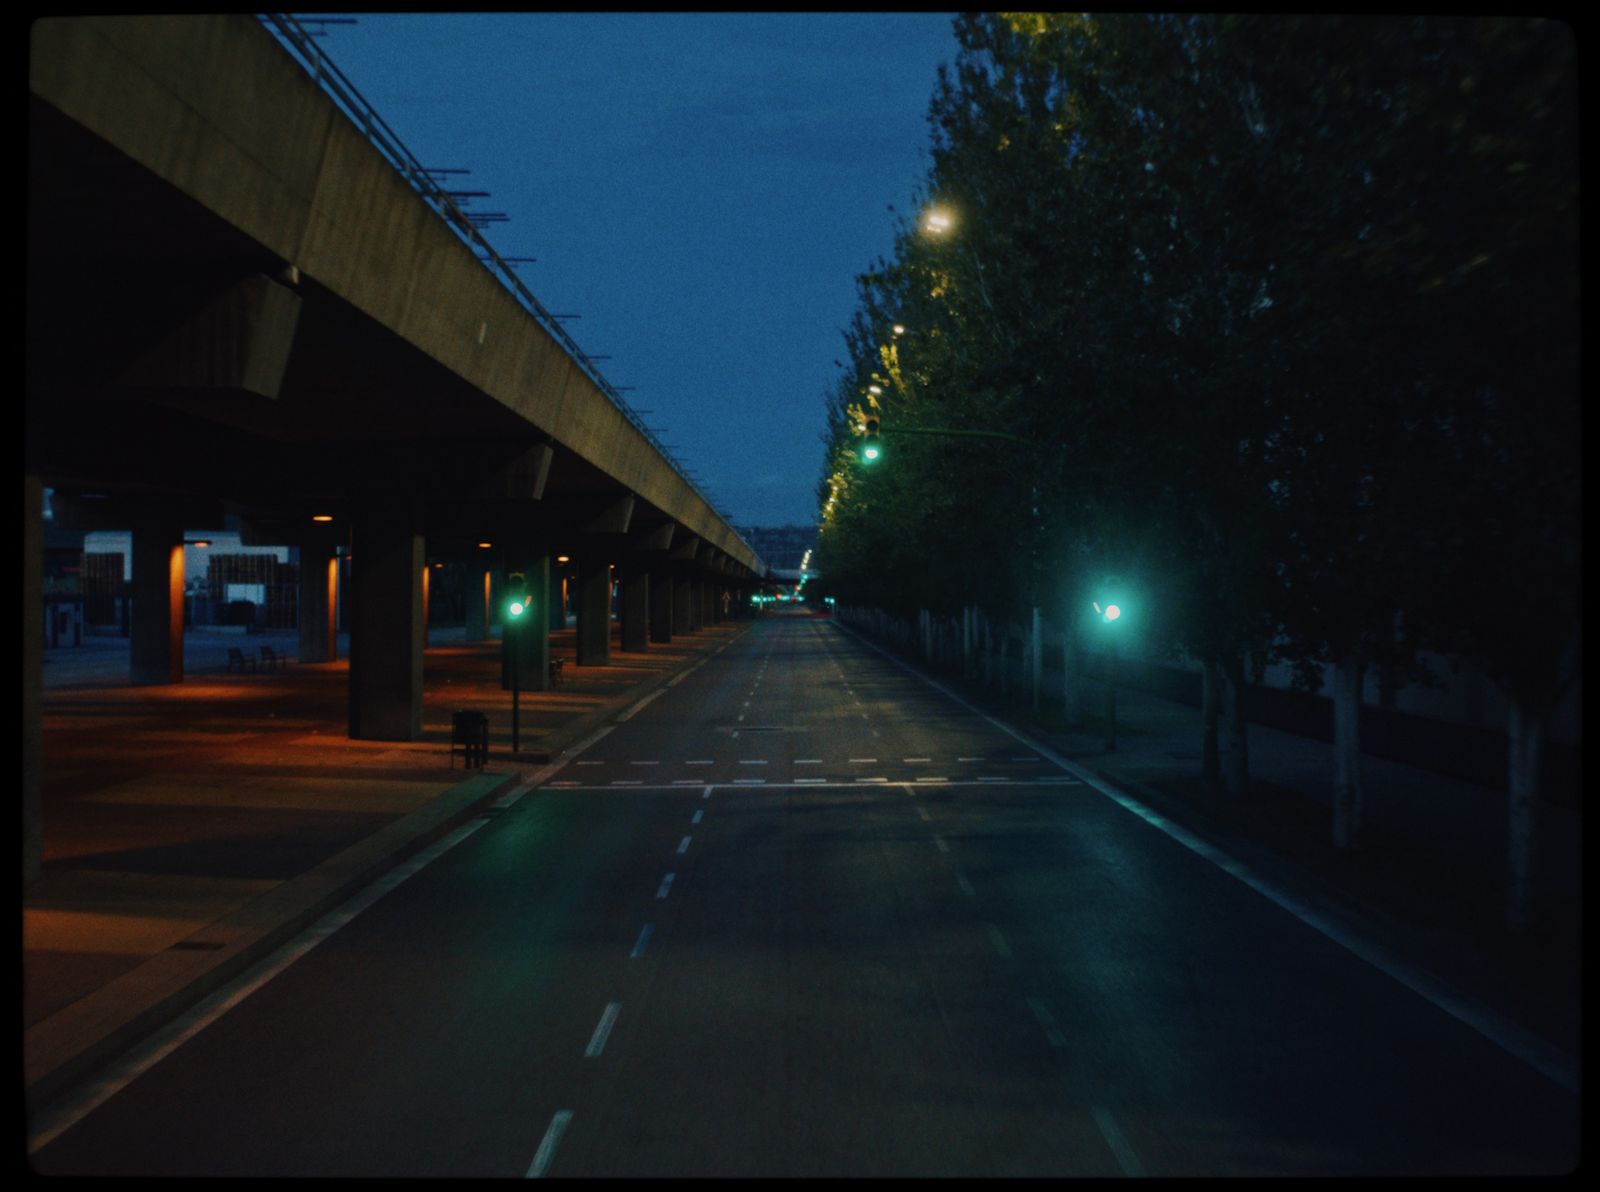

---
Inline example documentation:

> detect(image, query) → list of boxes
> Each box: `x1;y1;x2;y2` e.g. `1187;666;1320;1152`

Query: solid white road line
28;818;493;1155
584;1001;621;1057
616;688;667;722
526;1110;573;1178
831;617;1583;1095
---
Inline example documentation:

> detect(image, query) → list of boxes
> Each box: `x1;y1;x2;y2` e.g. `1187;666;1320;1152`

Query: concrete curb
25;623;749;1113
24;768;520;1111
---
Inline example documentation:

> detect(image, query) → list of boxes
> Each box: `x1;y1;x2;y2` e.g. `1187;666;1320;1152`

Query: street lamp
506;577;533;753
1092;592;1126;750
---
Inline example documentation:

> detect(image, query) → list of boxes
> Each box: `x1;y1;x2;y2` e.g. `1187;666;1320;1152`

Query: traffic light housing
859;417;882;464
506;572;531;622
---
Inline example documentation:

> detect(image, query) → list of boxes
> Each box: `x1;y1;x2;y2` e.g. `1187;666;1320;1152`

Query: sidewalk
24;620;747;1112
866;631;1583;1071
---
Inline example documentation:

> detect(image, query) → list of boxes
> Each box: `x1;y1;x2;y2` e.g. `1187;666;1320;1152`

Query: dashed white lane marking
703;787;712;799
673;779;700;785
737;714;745;722
955;871;976;898
862;777;888;784
527;1109;573;1178
1027;996;1068;1049
958;756;984;762
739;759;768;765
735;778;766;785
905;757;931;763
656;873;675;899
687;760;713;765
677;835;692;854
1091;1106;1146;1178
795;777;826;784
630;760;658;766
584;1002;621;1057
917;806;932;822
984;922;1013;959
934;835;950;853
692;810;704;824
796;759;823;764
630;924;654;958
743;701;751;707
848;757;877;763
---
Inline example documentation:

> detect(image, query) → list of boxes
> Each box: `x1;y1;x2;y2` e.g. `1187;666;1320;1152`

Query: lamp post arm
880;426;1038;448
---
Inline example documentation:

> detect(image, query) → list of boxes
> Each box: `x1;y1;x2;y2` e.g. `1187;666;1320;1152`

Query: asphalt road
28;614;1579;1176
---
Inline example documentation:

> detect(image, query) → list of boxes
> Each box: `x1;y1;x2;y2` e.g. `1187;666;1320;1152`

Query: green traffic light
862;442;881;463
509;598;528;619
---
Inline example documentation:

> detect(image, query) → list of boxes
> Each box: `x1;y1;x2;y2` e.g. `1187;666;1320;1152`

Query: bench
549;657;565;687
450;709;489;769
226;647;256;673
259;645;287;671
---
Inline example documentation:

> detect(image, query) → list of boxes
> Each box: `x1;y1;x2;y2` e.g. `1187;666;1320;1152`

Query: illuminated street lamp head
859;416;882;464
922;206;953;235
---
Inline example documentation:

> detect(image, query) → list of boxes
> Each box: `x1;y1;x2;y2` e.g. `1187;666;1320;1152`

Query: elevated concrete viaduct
26;17;766;882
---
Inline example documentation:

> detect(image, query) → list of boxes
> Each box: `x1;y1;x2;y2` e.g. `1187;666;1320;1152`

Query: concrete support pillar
688;580;705;631
298;544;338;662
24;474;43;887
348;509;425;740
575;556;612;666
674;576;694;633
464;564;491;642
649;567;674;643
548;565;566;632
620;567;649;652
130;523;184;685
501;552;550;692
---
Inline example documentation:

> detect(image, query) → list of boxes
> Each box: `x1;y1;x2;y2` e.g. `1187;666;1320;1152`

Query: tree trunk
1331;656;1365;850
1201;659;1221;784
1061;631;1076;725
1505;697;1545;934
1220;653;1249;799
1030;607;1042;712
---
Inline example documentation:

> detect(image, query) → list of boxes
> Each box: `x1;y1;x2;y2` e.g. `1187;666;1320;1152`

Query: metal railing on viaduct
26;14;771;883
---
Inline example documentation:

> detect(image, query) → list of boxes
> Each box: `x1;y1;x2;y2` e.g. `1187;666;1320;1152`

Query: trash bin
450;709;489;769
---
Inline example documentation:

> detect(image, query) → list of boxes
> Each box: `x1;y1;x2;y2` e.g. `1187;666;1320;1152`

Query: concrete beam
119;272;302;402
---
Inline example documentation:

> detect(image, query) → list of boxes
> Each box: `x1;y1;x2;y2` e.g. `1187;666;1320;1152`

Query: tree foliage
815;15;1578;744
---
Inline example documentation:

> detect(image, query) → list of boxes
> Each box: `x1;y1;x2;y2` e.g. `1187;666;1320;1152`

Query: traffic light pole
511;617;521;754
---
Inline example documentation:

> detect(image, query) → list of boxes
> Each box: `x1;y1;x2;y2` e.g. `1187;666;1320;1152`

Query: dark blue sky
307;13;959;527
